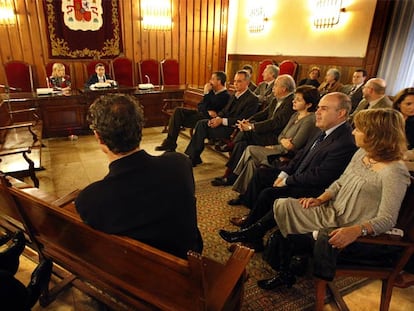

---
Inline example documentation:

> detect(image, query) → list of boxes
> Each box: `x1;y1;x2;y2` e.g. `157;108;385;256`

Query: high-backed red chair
112;57;134;87
256;59;274;84
85;60;111;79
138;59;160;85
160;59;179;85
4;61;35;92
279;60;299;81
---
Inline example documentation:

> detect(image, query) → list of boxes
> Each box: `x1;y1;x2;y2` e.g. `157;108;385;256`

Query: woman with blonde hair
220;108;411;289
48;63;71;91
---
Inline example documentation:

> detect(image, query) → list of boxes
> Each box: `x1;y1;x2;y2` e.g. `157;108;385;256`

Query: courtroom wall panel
0;0;229;90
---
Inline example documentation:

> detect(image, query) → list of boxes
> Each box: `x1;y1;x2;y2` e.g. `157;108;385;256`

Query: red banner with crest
43;0;123;59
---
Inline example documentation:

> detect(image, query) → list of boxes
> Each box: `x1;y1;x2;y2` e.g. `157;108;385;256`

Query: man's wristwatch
360;224;368;237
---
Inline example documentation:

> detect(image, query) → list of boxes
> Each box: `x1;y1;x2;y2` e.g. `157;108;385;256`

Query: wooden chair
4;61;35;92
0;101;42;187
161;88;203;133
138;59;161;85
279;60;299;81
256;59;274;85
111;56;134;87
1;174;254;310
161;59;180;85
315;179;414;311
85;60;112;79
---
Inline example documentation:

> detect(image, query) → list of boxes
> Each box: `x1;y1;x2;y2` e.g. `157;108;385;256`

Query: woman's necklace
364;157;378;169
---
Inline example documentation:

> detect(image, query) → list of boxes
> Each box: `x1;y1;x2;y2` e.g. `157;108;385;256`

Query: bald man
351;78;392;118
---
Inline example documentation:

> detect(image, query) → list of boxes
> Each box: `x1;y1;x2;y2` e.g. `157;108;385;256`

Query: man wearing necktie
223;92;357;239
340;69;367;112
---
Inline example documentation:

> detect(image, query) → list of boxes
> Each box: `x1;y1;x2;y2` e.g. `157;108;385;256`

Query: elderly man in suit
212;74;296;186
75;94;203;259
340;69;367;112
223;92;357;235
254;64;279;109
184;70;259;167
351;78;392;118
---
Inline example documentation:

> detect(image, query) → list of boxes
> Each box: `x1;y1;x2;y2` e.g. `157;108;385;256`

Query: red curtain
44;0;123;59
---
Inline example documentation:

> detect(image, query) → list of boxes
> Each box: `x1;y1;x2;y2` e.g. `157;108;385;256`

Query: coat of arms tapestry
43;0;123;58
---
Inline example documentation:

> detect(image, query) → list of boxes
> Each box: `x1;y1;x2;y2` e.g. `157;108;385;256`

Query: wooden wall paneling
192;0;201;87
22;0;44;88
185;0;194;87
363;0;394;78
202;0;215;87
171;0;180;61
0;0;226;92
178;0;187;86
218;0;228;73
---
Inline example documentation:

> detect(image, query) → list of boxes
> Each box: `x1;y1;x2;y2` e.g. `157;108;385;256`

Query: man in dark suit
340;69;367;112
84;63;116;88
212;74;296;186
224;92;357;238
184;70;259;167
75;94;203;259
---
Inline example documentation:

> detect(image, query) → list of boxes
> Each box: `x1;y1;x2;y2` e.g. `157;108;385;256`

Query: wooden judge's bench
3;85;186;138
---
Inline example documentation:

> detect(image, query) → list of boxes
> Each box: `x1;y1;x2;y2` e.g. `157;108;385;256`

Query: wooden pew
0;100;42;187
0;174;254;311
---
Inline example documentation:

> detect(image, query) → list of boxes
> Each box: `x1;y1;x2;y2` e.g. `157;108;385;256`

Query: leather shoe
27;259;53;307
155;144;176;152
227;197;243;206
211;177;232;186
219;229;250;243
257;272;296;290
229;215;248;227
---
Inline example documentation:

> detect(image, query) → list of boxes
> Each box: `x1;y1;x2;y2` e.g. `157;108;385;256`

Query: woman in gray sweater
219;108;410;289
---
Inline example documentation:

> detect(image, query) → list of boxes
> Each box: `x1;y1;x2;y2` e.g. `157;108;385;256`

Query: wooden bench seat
0;100;42;187
0;173;254;310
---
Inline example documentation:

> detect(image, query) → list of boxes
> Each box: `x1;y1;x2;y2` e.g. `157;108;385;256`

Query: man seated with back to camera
155;71;230;152
84;63;116;88
75;94;203;259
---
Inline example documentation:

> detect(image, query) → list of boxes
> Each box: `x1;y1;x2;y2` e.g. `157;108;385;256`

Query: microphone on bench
145;75;151;84
0;84;22;92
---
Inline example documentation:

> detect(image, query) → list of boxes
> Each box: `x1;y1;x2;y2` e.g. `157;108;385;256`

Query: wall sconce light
313;0;346;29
141;0;172;31
248;3;268;33
0;0;16;25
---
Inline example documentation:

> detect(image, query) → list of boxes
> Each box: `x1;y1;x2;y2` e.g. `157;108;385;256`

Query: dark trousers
226;130;275;171
184;119;234;160
243;167;324;227
0;270;30;310
164;107;205;148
